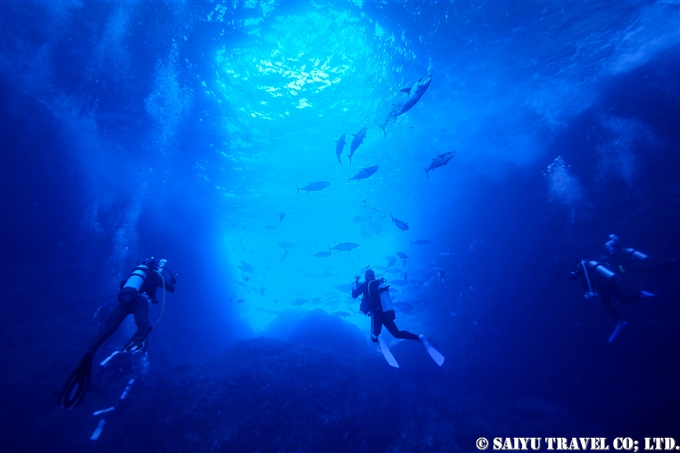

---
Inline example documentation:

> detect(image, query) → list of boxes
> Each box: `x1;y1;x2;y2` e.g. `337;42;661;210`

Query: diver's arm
351;281;366;299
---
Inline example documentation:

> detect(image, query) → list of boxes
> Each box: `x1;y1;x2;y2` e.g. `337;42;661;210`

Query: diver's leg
132;295;150;341
382;318;419;341
600;290;623;321
371;310;384;341
88;302;131;353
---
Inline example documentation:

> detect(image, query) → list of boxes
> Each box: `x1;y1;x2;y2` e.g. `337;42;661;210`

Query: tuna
348;127;367;165
380;75;432;136
296;181;330;194
238;261;256;274
329;242;360;252
425;151;456;179
389;279;409;286
279;249;290;263
333;133;346;164
383;256;398;268
349;165;379;182
410;239;432;246
389;213;409;232
395;252;409;260
309;251;333;259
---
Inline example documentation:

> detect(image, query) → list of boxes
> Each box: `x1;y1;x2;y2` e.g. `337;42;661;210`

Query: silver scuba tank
378;281;393;312
118;264;149;303
588;261;615;279
623;248;648;260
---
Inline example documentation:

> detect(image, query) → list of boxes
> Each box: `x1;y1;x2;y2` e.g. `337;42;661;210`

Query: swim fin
122;326;153;353
58;350;94;409
419;335;445;366
608;321;628;343
378;335;399;368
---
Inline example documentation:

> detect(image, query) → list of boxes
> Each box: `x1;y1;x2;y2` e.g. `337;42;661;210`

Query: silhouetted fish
425;151;455;179
349;165;378;182
296;181;330;194
390;213;409;232
348;127;367;164
334;133;346;164
329;242;360;252
380;75;432;137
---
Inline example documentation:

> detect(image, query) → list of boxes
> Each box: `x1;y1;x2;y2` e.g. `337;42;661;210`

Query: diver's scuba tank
587;261;615;279
118;259;155;303
118;264;149;303
622;248;648;261
378;280;394;312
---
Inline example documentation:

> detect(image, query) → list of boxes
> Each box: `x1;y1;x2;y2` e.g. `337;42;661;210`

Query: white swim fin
419;335;445;366
378;336;399;368
608;321;628;343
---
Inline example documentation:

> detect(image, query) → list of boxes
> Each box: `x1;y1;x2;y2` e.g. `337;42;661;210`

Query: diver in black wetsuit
570;259;655;342
605;234;678;275
351;269;419;342
58;258;176;409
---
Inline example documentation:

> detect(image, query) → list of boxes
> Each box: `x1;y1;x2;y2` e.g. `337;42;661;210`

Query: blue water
1;1;679;451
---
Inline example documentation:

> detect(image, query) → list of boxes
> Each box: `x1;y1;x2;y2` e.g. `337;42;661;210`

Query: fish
296;181;330;194
334;284;352;292
238;261;256;274
244;276;251;282
333;133;346;164
292;298;308;306
277;242;298;249
348;127;367;165
259;287;266;296
386;269;402;275
333;311;351;317
329;242;360;252
439;250;455;256
425;151;456;179
380;75;432;136
348;165;379;182
411;240;432;246
279;249;290;263
352;216;362;222
396;252;409;260
309;251;333;259
279;212;285;224
390;213;409;232
236;298;246;304
256;307;281;315
383;256;397;268
389;279;409;286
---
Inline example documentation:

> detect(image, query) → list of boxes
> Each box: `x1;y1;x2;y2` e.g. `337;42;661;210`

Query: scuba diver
58;257;176;409
351;268;444;367
570;259;655;343
605;234;678;275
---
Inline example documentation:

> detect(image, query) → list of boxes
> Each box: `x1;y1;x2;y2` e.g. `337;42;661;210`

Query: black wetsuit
89;269;175;353
572;261;641;321
352;279;418;341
